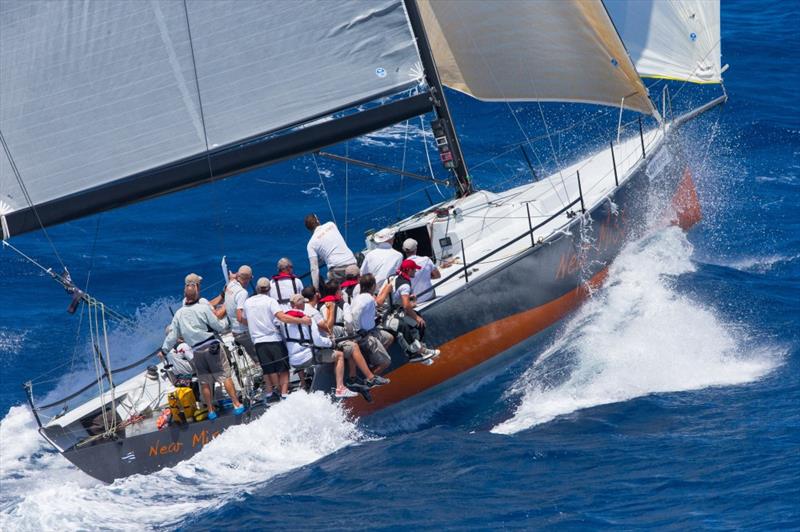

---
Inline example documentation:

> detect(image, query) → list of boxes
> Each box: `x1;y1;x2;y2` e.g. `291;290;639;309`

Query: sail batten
417;0;655;115
0;0;423;236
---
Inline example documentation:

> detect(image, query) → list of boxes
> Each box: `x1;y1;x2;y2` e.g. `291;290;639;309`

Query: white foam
0;392;362;531
492;227;782;435
719;253;799;274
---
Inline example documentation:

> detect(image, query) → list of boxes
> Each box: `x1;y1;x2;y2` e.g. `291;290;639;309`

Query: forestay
0;0;422;236
416;0;655;114
605;0;722;84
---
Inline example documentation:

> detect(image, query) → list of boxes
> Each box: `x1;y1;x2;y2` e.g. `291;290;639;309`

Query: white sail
605;0;722;84
0;0;421;233
417;0;655;114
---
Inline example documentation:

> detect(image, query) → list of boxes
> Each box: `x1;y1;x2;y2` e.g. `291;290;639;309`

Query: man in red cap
386;259;440;363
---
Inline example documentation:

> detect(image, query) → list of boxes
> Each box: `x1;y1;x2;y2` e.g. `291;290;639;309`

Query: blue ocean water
1;0;798;529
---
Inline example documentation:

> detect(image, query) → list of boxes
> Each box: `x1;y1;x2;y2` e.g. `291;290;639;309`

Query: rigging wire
419;115;446;199
311;153;337;225
0;129;67;270
182;0;225;254
344;140;350;241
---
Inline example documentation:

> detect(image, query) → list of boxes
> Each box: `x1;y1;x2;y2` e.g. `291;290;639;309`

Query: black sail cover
0;0;427;237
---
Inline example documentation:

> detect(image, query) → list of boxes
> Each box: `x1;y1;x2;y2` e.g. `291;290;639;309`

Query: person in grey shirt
162;276;245;420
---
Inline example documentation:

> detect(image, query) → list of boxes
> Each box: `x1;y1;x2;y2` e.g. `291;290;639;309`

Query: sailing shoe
208;411;218;421
423;347;441;357
335;387;359;399
346;376;366;387
408;351;434;363
365;375;390;387
233;405;246;415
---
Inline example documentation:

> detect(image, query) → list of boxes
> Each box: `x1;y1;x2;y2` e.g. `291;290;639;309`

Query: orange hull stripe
349;268;609;415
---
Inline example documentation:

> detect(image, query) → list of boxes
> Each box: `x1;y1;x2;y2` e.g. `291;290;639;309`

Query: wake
0;392;362;530
492;227;782;435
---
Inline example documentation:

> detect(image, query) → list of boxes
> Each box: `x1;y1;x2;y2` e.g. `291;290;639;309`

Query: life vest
317;295;346;327
282;309;312;345
272;272;301;305
388;275;412;311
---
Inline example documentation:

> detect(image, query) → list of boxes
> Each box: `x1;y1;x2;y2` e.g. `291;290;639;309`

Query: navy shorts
255;341;290;375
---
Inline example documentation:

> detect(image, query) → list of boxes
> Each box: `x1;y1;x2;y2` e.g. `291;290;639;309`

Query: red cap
399;259;421;271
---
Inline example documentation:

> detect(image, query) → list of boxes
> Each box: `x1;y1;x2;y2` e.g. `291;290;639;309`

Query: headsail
416;0;655;114
0;0;425;237
605;0;722;84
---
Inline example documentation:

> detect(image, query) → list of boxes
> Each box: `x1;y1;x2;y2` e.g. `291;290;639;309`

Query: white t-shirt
360;243;403;286
243;294;283;343
307;222;356;268
408;255;435;303
271;276;304;309
168;342;195;376
351;292;377;332
224;281;249;334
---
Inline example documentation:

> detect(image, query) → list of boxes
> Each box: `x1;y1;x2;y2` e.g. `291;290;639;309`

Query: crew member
225;265;257;364
162;277;244;420
402;238;441;303
340;264;360;305
387;259;440;362
305;213;356;289
350;273;393;374
243;277;312;400
360;228;402;288
183;273;227;323
319;280;390;388
271;257;303;310
282;294;358;398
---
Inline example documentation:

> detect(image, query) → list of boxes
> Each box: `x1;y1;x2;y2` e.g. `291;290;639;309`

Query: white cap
402;238;418;252
373;228;395;243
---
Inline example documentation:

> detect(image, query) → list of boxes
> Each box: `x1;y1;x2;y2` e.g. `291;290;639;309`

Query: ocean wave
491;227;783;435
0;392;362;531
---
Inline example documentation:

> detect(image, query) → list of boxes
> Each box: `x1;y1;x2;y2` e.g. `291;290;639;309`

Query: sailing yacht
1;0;725;482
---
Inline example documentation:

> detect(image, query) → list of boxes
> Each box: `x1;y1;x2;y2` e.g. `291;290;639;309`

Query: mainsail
0;0;426;237
416;0;656;114
605;0;722;84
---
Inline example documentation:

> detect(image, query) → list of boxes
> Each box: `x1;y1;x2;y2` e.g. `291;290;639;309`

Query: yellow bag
194;407;208;422
167;387;196;424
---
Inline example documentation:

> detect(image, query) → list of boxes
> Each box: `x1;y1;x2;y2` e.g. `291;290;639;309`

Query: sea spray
492;227;781;435
0;391;363;531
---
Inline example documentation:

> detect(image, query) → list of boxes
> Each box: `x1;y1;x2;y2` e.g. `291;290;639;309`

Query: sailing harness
317;295;347;328
340;278;358;304
272;272;302;305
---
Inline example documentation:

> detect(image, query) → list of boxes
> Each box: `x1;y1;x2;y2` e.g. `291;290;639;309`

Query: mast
403;0;473;197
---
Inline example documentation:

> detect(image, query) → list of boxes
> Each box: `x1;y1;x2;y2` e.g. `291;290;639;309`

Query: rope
311;153;337;225
419;115;447;199
0;129;67;269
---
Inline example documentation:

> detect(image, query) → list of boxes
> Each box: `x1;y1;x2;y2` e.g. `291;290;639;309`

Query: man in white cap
224;265;257;364
305;213;356;289
402;238;441;303
360;227;402;289
244;277;312;400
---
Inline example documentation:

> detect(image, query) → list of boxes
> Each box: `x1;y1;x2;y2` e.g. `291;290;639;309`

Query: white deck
384;126;667;302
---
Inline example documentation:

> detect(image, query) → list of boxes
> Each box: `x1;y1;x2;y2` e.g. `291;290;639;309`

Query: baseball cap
372;228;395;243
185;273;203;285
289;293;306;306
399;259;421;271
402;238;418;252
344;264;360;277
237;265;253;277
256;277;270;289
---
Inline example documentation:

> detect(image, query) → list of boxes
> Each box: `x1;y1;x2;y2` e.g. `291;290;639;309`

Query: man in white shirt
402;238;441;303
305;213;356;289
243;277;312;400
360;228;403;288
281;294;357;398
271;257;304;310
350;274;393;374
224;264;257;364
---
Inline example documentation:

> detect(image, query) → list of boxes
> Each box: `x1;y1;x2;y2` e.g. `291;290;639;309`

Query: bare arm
402;293;424;325
375;282;392;306
431;267;441;280
275;310;312;326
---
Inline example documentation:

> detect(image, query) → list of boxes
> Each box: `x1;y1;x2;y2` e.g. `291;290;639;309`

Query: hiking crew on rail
159;214;441;417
